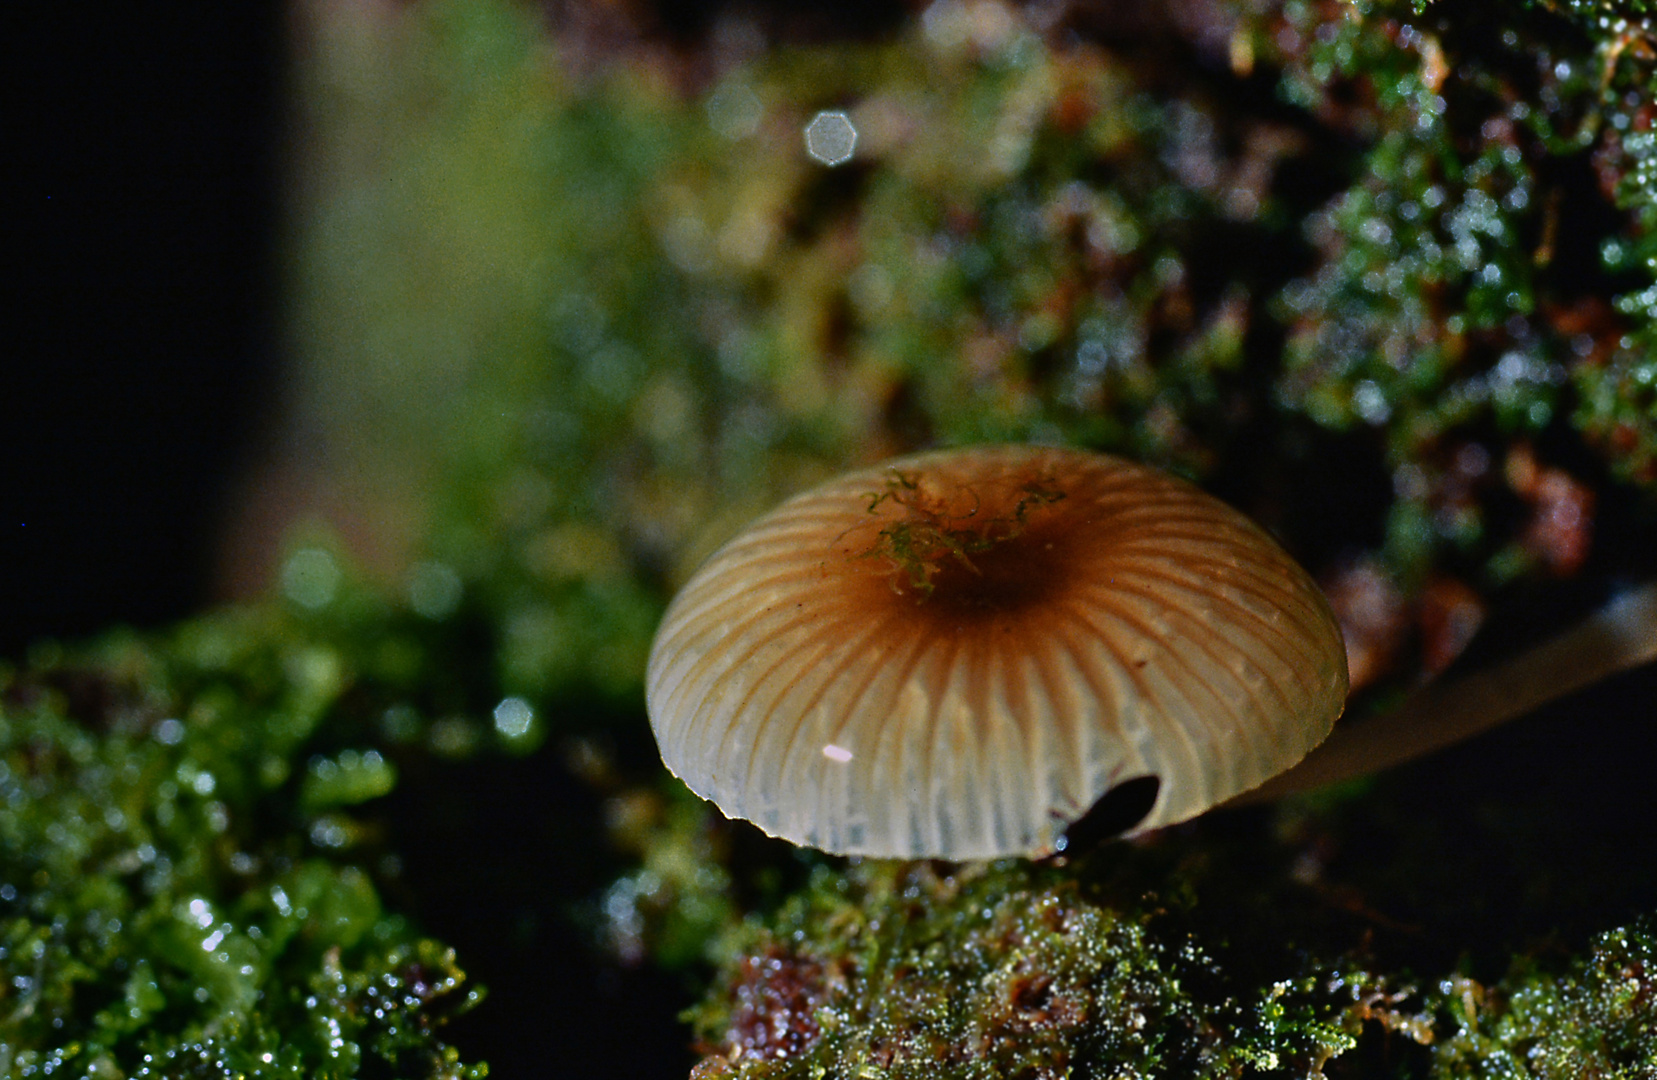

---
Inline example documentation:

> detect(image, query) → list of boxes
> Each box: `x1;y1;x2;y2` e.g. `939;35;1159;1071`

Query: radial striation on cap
646;444;1348;859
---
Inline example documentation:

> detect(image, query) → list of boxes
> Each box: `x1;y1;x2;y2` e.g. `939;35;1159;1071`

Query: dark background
5;5;284;658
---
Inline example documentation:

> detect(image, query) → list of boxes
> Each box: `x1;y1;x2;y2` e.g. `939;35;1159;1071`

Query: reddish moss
701;947;832;1067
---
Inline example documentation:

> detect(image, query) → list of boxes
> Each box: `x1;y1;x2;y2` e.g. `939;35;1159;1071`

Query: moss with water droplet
0;588;490;1077
681;842;1657;1078
683;858;1426;1078
1431;919;1657;1077
1268;0;1657;583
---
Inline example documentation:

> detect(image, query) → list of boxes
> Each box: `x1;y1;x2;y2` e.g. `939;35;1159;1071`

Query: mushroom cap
646;444;1348;859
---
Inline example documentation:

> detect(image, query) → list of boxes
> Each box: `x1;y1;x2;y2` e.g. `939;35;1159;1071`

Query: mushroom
645;444;1349;859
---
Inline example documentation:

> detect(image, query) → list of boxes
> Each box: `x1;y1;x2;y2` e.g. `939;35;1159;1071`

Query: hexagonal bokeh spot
804;110;858;165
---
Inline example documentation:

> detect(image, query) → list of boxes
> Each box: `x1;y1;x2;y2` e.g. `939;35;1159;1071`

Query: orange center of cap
847;467;1072;609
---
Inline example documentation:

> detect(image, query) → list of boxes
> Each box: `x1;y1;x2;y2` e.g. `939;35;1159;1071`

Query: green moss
681;832;1657;1077
1269;0;1657;581
1424;0;1657;23
857;468;1066;598
685;860;1436;1079
0;583;490;1076
1431;920;1657;1077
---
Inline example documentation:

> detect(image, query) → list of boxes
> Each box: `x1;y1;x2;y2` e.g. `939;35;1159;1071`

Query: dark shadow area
1057;774;1162;855
1300;658;1657;979
380;706;699;1077
2;5;284;656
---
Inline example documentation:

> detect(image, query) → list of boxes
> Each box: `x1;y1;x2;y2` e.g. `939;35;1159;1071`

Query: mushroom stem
1233;580;1657;804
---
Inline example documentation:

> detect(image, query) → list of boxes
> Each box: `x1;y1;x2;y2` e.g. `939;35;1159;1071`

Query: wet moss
680;789;1657;1077
1431;920;1657;1078
0;584;491;1076
684;859;1436;1079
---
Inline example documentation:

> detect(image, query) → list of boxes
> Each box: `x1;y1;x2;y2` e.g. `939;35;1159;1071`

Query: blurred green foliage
293;0;1653;711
